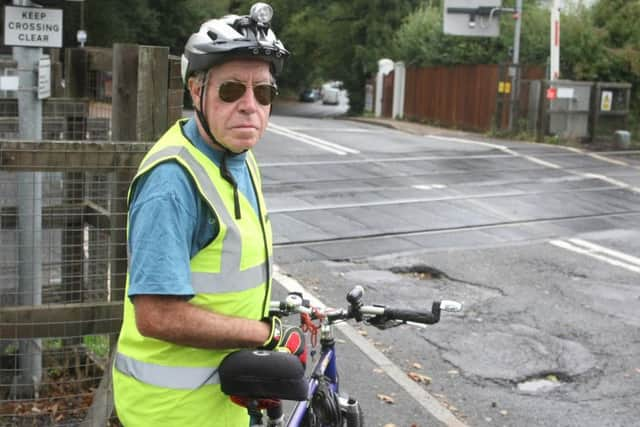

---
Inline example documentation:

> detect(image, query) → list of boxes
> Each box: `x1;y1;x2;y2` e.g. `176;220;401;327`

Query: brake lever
366;315;403;330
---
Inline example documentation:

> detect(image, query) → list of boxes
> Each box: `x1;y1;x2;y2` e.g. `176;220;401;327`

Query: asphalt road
253;106;640;427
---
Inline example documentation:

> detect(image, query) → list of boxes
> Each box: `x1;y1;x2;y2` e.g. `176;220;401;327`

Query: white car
322;87;340;105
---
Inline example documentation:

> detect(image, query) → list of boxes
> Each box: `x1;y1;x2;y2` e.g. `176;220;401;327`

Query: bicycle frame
287;345;338;426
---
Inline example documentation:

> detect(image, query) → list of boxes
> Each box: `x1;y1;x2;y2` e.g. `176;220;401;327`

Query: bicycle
218;285;463;426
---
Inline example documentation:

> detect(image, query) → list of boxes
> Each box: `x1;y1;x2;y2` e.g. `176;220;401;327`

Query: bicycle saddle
219;349;308;401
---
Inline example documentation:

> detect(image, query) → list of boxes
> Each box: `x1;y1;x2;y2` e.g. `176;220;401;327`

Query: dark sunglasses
218;81;278;106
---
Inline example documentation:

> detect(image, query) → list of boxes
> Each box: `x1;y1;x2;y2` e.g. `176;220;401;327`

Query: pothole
389;264;445;280
516;373;569;394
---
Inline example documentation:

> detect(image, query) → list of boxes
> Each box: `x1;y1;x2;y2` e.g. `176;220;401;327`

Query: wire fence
0;123;150;425
0;43;182;425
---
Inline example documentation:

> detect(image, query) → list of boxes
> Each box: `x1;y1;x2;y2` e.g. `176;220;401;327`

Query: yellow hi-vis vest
113;121;273;427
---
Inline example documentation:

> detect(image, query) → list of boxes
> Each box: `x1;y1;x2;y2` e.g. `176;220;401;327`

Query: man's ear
188;78;201;111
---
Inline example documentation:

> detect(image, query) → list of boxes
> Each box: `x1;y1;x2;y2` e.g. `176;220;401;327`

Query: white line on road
272;127;380;133
273;267;468;427
267;123;360;155
426;134;640;193
568;238;640;266
549;239;640;273
261;153;513;167
413;184;447;190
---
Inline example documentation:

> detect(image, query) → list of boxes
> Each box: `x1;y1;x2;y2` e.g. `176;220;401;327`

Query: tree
562;0;640;115
392;1;549;67
85;0;229;54
232;0;420;113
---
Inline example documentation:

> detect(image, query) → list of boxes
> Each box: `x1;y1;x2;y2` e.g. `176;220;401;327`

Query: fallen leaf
408;371;432;384
412;362;422;369
377;394;395;404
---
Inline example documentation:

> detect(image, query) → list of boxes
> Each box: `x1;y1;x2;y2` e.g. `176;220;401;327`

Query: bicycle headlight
250;2;273;25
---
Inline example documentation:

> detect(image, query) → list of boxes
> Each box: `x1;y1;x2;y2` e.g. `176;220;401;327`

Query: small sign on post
3;5;63;48
600;90;612;112
444;0;503;37
38;55;51;99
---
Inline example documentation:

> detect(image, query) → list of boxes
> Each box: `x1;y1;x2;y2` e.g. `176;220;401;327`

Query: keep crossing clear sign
3;5;63;48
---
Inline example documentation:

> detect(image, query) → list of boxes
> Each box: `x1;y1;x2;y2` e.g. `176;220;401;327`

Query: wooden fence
402;64;545;132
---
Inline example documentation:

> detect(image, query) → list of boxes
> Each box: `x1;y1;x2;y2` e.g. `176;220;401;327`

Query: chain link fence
0;44;181;425
1;129;149;426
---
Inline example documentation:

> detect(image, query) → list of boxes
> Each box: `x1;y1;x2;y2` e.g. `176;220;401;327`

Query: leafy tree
392;1;549;67
230;0;421;113
562;0;640;116
85;0;229;54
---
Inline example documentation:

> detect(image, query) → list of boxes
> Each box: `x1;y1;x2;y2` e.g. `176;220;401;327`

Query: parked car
298;88;319;102
321;87;340;105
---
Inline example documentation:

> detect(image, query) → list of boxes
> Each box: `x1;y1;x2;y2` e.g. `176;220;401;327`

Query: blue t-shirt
127;118;259;299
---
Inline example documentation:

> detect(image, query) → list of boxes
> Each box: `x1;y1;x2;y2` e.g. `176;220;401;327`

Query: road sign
3;5;63;48
557;87;574;99
0;75;19;91
600;90;612;112
443;0;502;37
498;81;511;94
38;56;51;99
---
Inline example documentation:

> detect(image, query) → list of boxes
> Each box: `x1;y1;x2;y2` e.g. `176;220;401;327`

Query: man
112;4;305;426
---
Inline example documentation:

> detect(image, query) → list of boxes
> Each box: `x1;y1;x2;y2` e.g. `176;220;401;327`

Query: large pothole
440;323;597;385
389;264;446;280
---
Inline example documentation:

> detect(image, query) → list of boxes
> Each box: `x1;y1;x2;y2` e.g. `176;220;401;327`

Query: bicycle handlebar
269;287;462;328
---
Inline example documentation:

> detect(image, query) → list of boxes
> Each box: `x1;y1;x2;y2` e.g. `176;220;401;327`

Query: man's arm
133;295;271;349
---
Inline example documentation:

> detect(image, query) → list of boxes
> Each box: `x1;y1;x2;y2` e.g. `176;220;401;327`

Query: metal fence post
13;0;43;399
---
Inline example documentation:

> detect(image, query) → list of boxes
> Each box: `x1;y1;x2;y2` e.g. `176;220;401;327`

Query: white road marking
273;127;380;133
568;238;640;267
267;123;360;155
426;134;640;193
413;184;447;190
549;239;640;273
273;267;468;427
261;153;513;167
583;173;640;193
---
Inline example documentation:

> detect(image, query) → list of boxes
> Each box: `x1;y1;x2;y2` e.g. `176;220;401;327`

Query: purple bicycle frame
287;345;338;426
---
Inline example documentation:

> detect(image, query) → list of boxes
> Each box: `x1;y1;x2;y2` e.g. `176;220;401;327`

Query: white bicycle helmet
181;2;289;84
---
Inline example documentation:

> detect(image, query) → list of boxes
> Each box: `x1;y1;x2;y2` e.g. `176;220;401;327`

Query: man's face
190;59;273;153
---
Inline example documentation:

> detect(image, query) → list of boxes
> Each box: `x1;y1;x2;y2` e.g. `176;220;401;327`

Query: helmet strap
195;74;243;220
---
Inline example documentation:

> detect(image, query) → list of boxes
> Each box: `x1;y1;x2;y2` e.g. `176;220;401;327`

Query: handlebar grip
384;304;440;325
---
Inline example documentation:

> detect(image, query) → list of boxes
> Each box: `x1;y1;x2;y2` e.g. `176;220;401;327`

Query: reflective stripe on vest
137;145;268;293
114;352;219;389
192;263;267;293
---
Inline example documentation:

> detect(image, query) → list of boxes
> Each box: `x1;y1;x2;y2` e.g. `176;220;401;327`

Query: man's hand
262;316;307;366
